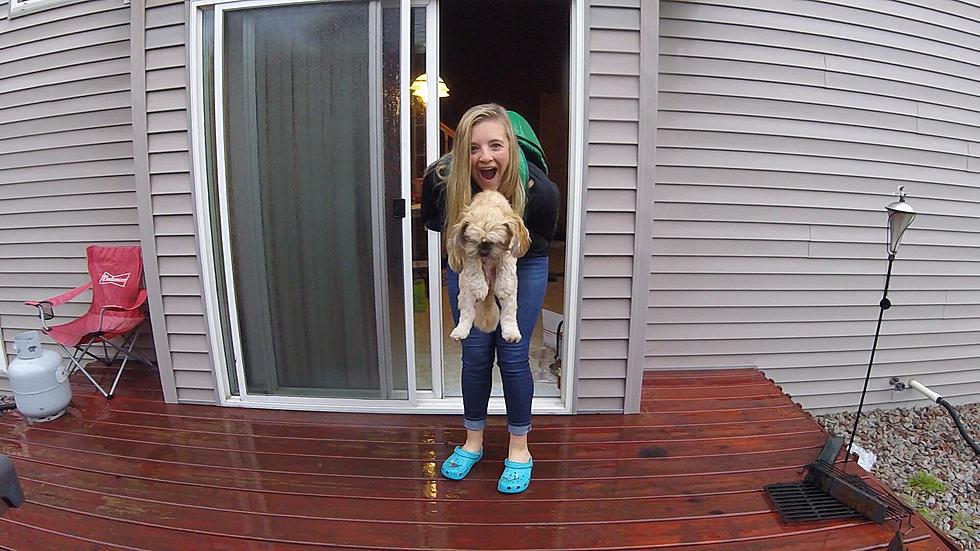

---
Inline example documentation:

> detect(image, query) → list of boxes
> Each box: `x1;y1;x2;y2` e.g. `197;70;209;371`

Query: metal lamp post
844;186;916;468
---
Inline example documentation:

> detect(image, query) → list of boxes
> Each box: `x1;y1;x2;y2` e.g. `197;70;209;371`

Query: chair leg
60;343;111;398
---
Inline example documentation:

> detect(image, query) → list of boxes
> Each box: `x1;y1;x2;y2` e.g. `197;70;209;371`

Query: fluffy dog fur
447;190;531;342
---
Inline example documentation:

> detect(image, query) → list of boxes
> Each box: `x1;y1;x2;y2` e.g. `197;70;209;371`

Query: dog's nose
478;242;492;257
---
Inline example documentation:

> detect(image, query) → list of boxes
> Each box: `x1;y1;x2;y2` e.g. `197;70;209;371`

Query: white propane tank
7;331;71;422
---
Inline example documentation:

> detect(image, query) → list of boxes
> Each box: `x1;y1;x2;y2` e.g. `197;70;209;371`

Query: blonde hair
443;104;526;232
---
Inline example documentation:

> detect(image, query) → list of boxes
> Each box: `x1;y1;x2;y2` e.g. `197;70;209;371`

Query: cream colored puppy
447;191;531;342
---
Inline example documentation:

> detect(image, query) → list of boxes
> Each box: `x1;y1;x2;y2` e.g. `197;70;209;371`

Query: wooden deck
0;366;958;550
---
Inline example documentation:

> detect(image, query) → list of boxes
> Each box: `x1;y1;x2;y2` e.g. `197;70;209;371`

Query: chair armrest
26;281;93;308
97;290;147;332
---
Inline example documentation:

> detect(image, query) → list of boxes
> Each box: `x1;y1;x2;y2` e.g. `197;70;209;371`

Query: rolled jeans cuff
463;417;486;431
507;423;531;436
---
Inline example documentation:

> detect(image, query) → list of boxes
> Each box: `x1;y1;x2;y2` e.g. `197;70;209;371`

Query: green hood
507;111;548;186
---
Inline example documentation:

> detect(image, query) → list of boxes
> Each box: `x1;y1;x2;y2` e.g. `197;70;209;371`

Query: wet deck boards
0;367;956;550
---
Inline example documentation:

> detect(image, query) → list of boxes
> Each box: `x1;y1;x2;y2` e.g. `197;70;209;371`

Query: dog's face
447;191;530;272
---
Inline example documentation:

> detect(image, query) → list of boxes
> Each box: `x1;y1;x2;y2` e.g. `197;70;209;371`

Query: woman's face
469;119;509;192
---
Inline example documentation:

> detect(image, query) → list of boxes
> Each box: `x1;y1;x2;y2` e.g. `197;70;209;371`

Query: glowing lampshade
410;73;450;103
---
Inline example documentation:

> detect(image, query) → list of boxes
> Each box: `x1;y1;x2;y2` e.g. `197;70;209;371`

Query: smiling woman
421;103;560;493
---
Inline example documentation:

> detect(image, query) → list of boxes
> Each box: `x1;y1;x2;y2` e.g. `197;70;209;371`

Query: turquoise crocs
441;446;482;480
497;458;533;494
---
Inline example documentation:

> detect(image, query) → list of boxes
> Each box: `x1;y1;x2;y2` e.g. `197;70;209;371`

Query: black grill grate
764;480;863;522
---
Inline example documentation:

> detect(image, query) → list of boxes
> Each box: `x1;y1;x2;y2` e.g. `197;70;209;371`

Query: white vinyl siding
0;0;142;388
577;0;643;412
649;0;980;413
139;0;216;403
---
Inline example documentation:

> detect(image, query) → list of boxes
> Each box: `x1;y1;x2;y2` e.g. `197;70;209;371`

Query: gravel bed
816;403;979;550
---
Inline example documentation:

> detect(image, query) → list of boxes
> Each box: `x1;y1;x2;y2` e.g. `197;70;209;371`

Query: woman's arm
420;164;446;232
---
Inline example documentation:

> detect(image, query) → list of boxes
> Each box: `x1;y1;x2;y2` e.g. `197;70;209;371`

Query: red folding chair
26;245;153;399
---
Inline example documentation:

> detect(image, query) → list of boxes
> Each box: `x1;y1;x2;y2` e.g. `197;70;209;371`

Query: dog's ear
446;221;468;272
506;212;531;258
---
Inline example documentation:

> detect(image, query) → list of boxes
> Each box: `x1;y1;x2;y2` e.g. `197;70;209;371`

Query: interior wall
440;0;571;237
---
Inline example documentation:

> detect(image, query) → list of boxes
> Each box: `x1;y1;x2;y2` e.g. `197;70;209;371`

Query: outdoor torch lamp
844;186;916;468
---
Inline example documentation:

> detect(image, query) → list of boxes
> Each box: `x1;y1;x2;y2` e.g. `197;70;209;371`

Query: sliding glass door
207;0;412;401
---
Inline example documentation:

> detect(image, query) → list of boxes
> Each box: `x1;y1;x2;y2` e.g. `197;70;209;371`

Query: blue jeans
447;255;548;435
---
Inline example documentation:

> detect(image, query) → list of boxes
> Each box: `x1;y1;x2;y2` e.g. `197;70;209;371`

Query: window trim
8;0;98;18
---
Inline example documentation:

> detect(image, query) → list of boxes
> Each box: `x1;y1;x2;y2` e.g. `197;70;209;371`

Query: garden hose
894;378;980;458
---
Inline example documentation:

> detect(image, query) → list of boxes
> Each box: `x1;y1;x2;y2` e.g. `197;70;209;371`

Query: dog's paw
474;282;489;301
450;326;471;341
501;326;521;343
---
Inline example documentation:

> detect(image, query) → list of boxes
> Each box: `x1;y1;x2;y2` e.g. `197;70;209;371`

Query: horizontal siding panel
169;333;209;353
0;40;129;81
0;125;131;155
2;141;133;170
590;6;640;30
146;3;185;29
584;211;635;233
572;358;627;378
160;275;202;297
590;28;641;53
649;290;949;307
151;193;193;215
583;234;633;255
0;108;131;137
156;235;198;257
173;370;215;390
589;51;641;76
145;25;185;50
652;237;808;256
146;67;187;91
581;277;632;299
579;339;629;359
150;172;193;194
146;45;186;70
767;358;980;384
576;396;625;413
585;189;636;210
166;314;206;335
157;255;201;277
589;120;639;144
0;58;130;95
0;174;133;199
648;304;946;324
148;151;190;173
170;351;214;372
0;3;126;45
589;97;639;121
585;166;637;189
589;74;639;98
162;296;205;316
576;378;627;398
588;143;638;167
146;89;188;113
580;298;631;320
0;208;137;230
154;214;195;236
177;387;218;403
147;131;189;153
582;255;633;277
147;110;189;133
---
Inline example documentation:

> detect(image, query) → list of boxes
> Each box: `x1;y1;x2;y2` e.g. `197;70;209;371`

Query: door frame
187;0;585;414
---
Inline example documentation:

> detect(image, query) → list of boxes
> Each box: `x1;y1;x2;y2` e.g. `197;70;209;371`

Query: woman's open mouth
479;168;497;181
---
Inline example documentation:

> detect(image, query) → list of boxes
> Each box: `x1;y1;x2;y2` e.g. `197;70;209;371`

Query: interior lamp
410;73;450;104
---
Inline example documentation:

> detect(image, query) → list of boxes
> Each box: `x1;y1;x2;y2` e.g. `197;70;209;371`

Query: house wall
135;0;216;403
0;0;144;388
576;0;645;412
649;0;980;414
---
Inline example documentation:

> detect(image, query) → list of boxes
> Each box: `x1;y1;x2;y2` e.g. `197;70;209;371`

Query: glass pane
221;2;404;398
409;6;432;392
202;8;239;396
